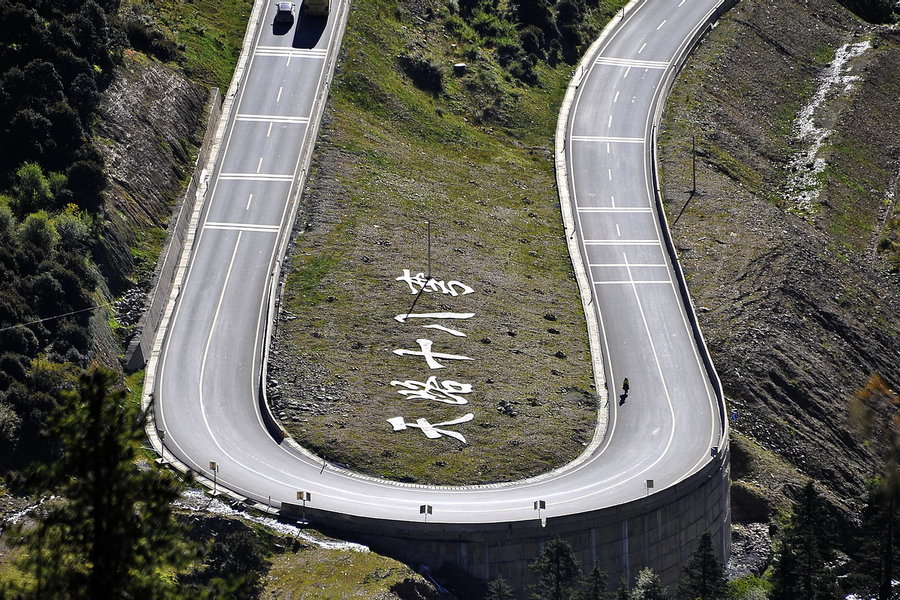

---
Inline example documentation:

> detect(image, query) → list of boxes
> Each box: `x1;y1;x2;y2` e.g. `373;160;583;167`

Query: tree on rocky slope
578;560;611;600
849;373;900;600
677;532;727;600
770;481;839;600
529;537;583;600
630;568;669;600
486;575;516;600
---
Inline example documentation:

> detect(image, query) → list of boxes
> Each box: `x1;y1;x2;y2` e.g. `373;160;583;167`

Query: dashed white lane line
614;90;620;103
245;193;253;211
256;157;263;173
266;123;273;137
608;169;612;181
657;19;667;30
616;223;621;236
276;87;283;102
638;43;647;54
608;115;613;128
596;56;669;69
204;222;281;233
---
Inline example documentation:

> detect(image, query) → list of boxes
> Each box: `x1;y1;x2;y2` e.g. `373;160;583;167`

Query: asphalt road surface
153;0;728;525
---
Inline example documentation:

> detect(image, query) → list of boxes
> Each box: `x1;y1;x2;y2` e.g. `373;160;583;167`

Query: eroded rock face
94;52;208;293
660;0;900;525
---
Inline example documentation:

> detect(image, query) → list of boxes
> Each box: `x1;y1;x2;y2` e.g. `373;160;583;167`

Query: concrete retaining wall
283;447;730;595
125;88;222;372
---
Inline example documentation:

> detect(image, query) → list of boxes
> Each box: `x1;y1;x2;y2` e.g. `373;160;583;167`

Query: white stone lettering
393;339;473;369
386;413;475;443
394;312;475;324
396;270;474;296
390;376;473;405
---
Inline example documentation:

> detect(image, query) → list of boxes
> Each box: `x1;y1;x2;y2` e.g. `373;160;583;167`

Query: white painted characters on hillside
390;376;473;405
396;270;474;296
386;414;475;444
393;339;473;370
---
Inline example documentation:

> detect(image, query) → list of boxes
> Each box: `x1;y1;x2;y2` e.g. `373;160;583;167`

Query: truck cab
304;0;329;16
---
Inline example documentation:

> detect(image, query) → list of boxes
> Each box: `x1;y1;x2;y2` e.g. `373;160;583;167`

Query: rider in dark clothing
622;378;630;394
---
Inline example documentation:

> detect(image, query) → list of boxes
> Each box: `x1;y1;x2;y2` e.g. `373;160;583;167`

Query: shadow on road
292;16;327;48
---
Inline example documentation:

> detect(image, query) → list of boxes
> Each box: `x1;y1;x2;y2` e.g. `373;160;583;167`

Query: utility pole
426;220;432;282
692;134;697;194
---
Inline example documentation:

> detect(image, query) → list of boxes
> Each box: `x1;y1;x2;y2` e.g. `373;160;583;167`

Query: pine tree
5;368;194;599
578;560;610;600
677;532;728;600
529;537;583;600
770;481;839;600
849;373;900;600
632;568;670;600
486;575;517;600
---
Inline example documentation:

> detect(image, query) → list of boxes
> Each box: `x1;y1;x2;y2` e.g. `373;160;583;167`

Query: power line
0;303;111;334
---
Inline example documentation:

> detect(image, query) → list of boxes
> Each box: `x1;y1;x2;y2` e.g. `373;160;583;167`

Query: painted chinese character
390;376;472;405
386;413;475;443
394;312;474;324
396;270;474;296
393;339;473;369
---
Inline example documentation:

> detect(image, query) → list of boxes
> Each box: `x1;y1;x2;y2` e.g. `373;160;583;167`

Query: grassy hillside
268;0;628;485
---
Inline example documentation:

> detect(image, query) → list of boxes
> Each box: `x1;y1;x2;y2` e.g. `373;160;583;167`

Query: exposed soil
658;0;900;529
94;50;208;295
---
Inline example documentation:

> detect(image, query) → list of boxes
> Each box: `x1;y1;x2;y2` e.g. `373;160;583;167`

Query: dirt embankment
659;0;900;527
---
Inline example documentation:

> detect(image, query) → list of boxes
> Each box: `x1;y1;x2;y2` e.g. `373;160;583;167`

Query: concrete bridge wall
285;446;729;595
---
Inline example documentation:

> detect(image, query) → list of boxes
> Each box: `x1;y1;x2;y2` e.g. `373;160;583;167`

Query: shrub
397;54;444;95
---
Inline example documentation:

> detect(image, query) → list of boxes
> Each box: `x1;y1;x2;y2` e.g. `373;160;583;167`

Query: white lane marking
616;223;621;236
197;233;244;486
623;66;631;78
245;193;253;210
638;43;647;54
608;115;613;128
267;122;273;137
204;222;281;233
607;142;611;154
219;173;293;181
614;90;620;103
578;207;652;212
256;157;263;173
631;96;636;103
583;240;661;245
608;169;612;181
590;262;667;267
597;57;668;69
236;114;310;124
255;46;327;57
678;0;685;6
657;19;667;30
611;195;616;206
286;53;291;67
276;87;283;103
571;136;644;144
595;280;672;285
